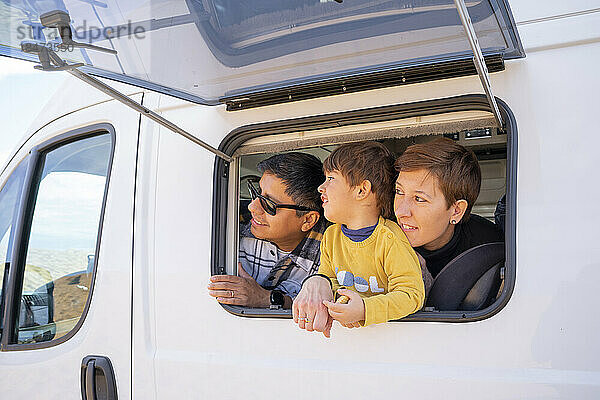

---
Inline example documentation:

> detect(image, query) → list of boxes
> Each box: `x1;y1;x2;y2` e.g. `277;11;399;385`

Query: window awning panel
0;0;524;105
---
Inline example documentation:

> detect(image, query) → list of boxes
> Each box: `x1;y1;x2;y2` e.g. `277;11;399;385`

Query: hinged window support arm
22;41;232;163
453;0;504;128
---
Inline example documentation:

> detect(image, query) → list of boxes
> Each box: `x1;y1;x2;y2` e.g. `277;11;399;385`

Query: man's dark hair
257;152;324;216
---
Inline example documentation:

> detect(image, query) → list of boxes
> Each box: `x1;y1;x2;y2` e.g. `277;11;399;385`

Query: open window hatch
213;97;516;322
1;0;523;161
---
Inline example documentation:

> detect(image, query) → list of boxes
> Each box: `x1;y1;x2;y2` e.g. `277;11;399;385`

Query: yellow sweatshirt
319;216;425;326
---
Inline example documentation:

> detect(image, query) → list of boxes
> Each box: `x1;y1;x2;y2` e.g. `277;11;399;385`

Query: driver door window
15;134;112;344
0;133;114;346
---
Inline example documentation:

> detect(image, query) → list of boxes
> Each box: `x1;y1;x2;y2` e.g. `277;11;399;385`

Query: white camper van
0;0;599;399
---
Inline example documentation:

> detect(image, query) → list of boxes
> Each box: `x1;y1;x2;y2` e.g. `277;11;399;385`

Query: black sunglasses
247;181;318;216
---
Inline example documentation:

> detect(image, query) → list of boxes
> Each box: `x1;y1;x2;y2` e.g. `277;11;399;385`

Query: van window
0;160;29;337
212;99;515;321
15;134;112;344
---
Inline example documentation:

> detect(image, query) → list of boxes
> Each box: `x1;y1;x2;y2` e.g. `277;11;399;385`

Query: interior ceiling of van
235;110;497;155
0;0;523;104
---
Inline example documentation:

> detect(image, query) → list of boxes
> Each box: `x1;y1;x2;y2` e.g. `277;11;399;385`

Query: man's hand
323;288;365;328
207;262;270;307
292;275;334;338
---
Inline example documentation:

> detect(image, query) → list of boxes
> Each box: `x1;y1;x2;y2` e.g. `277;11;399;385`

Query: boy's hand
323;289;365;328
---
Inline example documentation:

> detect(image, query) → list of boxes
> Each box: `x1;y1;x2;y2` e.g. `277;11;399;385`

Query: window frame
211;94;517;322
0;123;116;351
0;157;30;336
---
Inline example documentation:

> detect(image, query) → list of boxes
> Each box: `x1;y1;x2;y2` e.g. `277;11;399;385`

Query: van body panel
129;32;600;400
0;98;141;399
515;9;600;52
509;0;600;23
1;78;147;175
0;1;599;398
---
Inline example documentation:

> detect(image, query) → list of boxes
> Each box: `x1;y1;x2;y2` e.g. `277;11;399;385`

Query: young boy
317;141;425;327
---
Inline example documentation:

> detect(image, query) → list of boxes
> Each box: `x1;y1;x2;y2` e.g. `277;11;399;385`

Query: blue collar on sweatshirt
341;221;378;242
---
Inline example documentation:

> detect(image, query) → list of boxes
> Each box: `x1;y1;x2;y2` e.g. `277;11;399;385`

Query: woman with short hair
394;138;503;279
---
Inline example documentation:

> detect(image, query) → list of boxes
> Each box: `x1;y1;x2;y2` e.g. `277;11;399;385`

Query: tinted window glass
16;134;111;344
0;160;28;338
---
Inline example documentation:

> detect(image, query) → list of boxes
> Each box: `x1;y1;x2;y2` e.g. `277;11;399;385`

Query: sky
0;57;104;258
0;57;68;166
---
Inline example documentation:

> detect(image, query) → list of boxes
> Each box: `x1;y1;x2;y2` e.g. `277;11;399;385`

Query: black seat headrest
426;242;505;311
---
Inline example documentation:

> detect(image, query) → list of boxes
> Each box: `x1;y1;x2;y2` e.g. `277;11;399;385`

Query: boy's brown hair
323;141;396;219
394;137;481;221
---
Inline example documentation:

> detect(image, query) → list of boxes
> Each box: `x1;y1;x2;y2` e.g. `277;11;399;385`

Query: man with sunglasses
207;152;328;309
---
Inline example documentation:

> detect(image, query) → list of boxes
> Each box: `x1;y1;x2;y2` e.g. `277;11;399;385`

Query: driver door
0;96;141;400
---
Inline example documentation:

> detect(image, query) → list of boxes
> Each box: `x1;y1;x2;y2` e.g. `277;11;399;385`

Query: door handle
85;359;96;399
81;355;118;400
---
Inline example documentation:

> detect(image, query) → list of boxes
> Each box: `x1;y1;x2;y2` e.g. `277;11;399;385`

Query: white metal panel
517;11;600;53
2;75;147;175
135;1;600;398
132;92;161;400
0;95;139;399
510;0;600;24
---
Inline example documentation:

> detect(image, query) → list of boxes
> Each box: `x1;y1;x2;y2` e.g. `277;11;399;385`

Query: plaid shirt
239;217;328;299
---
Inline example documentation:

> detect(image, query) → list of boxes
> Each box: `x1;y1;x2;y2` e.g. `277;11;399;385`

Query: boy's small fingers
323;300;346;312
337;288;359;299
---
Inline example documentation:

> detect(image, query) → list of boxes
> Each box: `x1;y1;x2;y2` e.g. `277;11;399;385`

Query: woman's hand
323;289;365;328
292;275;334;338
